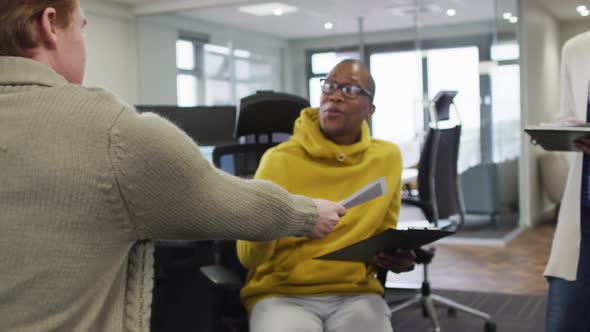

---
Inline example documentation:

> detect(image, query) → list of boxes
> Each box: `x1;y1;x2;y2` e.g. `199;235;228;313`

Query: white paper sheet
338;176;388;209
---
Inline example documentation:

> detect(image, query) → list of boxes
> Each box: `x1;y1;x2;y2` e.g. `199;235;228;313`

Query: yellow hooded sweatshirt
237;107;403;312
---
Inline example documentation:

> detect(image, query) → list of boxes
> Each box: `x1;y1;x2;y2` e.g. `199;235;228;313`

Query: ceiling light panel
238;2;298;16
387;3;444;16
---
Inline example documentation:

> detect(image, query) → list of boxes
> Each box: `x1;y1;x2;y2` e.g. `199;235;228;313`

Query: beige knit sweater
0;56;317;332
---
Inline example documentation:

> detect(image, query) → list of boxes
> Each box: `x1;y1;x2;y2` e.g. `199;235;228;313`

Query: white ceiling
177;0;512;39
99;0;590;39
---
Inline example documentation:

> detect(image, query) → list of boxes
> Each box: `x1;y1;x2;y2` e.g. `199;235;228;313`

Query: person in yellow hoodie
237;59;416;332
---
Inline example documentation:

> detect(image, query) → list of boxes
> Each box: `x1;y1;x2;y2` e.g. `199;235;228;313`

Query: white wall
82;0;138;104
520;0;561;226
135;14;290;105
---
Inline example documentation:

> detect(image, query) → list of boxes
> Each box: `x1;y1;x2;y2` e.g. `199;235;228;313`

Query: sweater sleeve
236;147;288;268
108;108;317;241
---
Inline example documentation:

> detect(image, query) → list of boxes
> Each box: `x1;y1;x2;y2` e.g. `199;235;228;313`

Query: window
203;44;273;105
176;39;201;106
370;51;424;167
426;46;481;171
370;51;424;144
176;38;274;106
368;47;481;170
308;51;360;107
311;52;360;75
308;37;521;172
490;42;521;162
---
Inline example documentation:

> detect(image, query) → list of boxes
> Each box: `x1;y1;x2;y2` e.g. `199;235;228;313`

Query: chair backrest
415;124;464;229
236;91;310;143
214;91;309;177
213;143;278;179
211;93;310;286
433;124;465;229
211;143;279;283
416;128;440;222
415;90;465;229
432;90;458;122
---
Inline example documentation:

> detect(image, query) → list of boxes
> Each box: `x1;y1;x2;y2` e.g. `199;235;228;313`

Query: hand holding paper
309;199;347;239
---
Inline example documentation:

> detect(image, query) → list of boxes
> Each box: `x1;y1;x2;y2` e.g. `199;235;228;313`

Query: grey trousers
249;294;393;332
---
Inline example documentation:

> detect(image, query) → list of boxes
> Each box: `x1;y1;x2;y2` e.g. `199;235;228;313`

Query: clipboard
525;125;590;151
314;228;455;263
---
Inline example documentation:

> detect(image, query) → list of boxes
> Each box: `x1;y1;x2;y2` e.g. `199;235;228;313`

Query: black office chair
384;92;496;332
212;143;278;179
236;90;309;143
199;91;310;332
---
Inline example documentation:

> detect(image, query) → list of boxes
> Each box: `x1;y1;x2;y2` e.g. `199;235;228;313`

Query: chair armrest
437;219;457;231
402;197;433;211
402;196;427;208
200;265;242;290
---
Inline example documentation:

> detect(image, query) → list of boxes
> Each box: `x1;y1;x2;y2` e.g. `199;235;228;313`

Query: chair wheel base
447;307;457;317
421;304;429;317
484;321;496;332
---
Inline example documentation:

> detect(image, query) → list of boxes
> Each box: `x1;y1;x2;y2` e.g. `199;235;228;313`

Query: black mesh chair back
213;143;278;179
237;91;309;143
434;124;465;228
206;143;280;332
415;127;441;222
431;90;458;122
202;92;310;332
413;124;464;228
388;93;495;332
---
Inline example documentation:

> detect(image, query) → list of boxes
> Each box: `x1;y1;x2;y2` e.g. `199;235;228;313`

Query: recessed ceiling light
324;22;334;30
238;2;298;16
446;9;456;16
581;10;590;16
509;16;518;23
577;5;587;12
503;12;512;20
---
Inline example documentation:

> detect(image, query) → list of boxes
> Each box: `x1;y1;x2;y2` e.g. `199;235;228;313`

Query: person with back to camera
237;59;417;332
0;1;346;331
544;31;590;332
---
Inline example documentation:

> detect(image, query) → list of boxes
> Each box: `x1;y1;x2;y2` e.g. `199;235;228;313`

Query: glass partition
144;0;522;239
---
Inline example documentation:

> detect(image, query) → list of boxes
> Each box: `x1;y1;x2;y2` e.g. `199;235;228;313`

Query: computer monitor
135;105;237;146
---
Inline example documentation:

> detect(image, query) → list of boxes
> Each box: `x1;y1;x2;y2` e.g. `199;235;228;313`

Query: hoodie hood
290;107;372;165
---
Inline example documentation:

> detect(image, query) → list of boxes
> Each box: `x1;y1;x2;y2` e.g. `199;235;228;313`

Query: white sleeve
557;41;580;123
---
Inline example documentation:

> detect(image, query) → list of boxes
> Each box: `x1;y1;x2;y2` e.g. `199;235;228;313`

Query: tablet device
314;228;455;263
525;125;590;151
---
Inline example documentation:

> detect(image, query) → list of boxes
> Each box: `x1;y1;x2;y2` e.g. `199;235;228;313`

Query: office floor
389;222;555;295
454;212;520;239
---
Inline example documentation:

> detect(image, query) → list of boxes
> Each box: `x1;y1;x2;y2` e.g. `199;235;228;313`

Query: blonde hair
0;0;78;56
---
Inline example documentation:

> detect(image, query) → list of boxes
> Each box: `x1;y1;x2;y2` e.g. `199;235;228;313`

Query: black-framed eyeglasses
320;78;373;100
